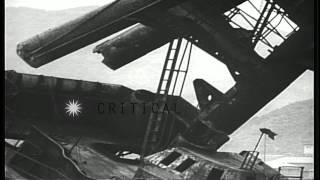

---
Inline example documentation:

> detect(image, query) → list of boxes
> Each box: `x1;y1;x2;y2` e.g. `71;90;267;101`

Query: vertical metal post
264;134;266;161
253;132;264;152
300;167;304;180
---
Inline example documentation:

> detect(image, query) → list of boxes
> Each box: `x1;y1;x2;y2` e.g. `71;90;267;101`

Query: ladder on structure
240;151;260;170
140;37;193;160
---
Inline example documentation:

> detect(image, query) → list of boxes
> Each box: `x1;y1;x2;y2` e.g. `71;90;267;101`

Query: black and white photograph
4;0;316;179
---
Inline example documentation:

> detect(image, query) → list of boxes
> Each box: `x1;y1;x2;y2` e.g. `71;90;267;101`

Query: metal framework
225;0;299;54
240;151;260;170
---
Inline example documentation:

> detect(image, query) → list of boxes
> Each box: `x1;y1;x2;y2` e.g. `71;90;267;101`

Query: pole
253;132;264;152
264;134;266;161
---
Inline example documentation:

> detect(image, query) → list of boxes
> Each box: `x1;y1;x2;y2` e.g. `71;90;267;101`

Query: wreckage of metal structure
94;0;313;73
93;24;176;70
5;70;199;156
5;126;94;180
10;0;314;179
92;9;261;71
5;70;233;155
189;25;309;136
180;34;307;150
15;0;186;68
15;0;313;71
193;79;227;110
16;0;249;69
14;0;314;150
133;144;281;180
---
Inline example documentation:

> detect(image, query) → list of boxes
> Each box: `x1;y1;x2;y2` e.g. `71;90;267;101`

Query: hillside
220;99;314;156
